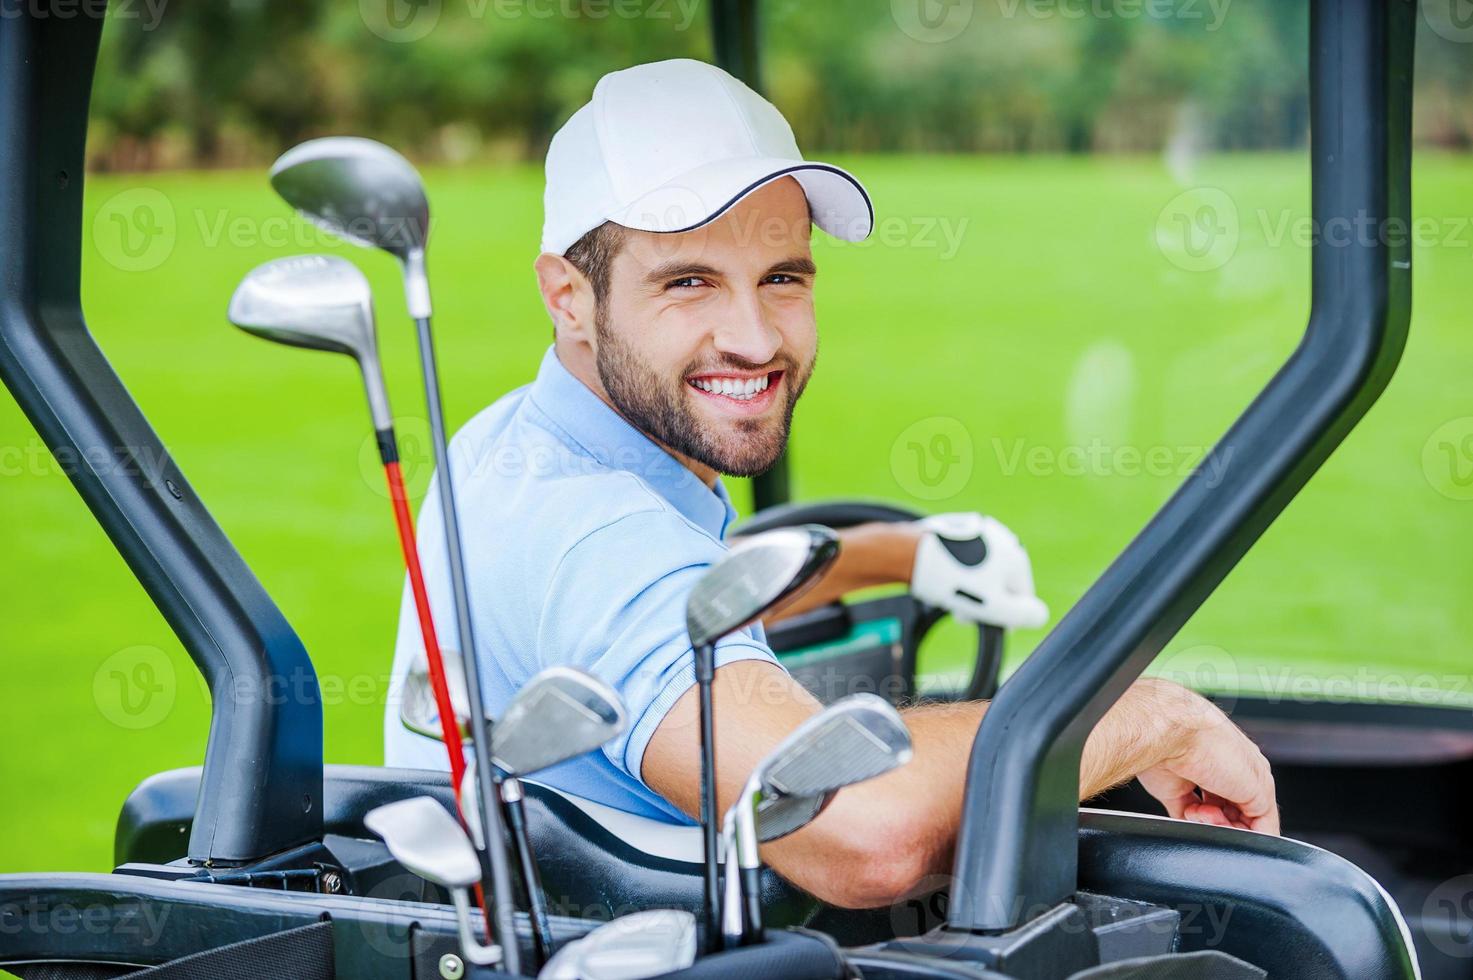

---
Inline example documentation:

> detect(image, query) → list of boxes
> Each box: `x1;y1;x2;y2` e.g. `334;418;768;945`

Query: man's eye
765;274;807;286
668;277;708;290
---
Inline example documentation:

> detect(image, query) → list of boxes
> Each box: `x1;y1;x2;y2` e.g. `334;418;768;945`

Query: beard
594;314;812;478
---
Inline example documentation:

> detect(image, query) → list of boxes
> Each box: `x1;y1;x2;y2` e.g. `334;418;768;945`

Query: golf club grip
503;792;553;965
740;866;763;945
383;458;467;790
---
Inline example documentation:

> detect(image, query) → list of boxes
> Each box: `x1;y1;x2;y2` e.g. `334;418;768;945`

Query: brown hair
563;221;625;308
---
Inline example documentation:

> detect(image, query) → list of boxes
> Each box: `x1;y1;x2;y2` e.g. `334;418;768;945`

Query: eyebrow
642;256;817;287
642;261;721;287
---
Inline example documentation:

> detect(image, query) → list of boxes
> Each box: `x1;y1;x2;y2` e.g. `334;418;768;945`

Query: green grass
2;153;1471;873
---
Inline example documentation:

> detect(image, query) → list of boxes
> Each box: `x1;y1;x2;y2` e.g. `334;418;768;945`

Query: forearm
765;699;984;905
763;522;923;621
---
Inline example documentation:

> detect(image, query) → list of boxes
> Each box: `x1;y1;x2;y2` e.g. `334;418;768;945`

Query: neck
553;341;721;489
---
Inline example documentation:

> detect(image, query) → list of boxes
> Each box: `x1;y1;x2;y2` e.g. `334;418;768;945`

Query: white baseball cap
541;58;874;255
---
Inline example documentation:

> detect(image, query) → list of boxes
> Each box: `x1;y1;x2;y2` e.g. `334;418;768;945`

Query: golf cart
0;0;1439;977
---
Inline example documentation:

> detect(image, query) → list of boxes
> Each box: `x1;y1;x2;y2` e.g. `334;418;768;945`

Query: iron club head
756;693;912;802
722;694;914;946
493;666;627;777
365;797;503;966
538;909;697;980
364;796;480;890
685;524;840;649
227;254;392;433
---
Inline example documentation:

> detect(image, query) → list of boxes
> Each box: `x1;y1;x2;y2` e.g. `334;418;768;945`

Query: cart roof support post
709;0;791;510
0;7;325;865
947;0;1415;933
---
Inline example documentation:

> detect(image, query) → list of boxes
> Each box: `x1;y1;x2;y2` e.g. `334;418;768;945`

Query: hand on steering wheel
910;512;1049;630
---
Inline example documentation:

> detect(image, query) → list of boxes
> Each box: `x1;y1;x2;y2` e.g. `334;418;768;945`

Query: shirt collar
526;346;739;539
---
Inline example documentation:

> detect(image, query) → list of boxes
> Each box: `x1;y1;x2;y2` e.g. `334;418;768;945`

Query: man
385;59;1277;910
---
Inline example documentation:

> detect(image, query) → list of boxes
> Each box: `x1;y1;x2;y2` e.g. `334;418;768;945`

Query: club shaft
385;425;500;948
382;453;467;791
413;315;521;975
501;780;553;966
696;645;720;953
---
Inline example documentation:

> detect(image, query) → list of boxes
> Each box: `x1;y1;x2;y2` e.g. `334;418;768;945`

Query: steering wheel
732;500;1007;703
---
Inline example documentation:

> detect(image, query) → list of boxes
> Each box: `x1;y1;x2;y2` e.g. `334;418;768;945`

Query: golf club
684;524;841;952
269;137;520;974
400;646;470;742
364;797;503;967
227;255;468;789
537;910;697;980
721;693;912;947
458;668;628;968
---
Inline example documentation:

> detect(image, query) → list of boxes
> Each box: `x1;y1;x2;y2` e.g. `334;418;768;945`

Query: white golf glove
910;512;1049;630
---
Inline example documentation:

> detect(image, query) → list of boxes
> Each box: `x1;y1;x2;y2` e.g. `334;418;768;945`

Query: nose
710;289;781;366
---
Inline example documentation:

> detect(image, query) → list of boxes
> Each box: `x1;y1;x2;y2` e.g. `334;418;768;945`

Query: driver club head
686;524;840;649
227;254;392;432
493;667;627;777
364;796;481;889
270;137;429;261
538;910;697;980
270;137;434;319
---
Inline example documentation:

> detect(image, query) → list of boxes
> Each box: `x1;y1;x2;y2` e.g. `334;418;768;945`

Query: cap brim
606;156;873;245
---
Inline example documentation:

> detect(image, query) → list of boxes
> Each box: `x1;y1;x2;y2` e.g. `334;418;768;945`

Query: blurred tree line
88;0;1472;172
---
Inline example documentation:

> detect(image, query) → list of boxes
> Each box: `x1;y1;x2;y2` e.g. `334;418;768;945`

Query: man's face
592;178;818;478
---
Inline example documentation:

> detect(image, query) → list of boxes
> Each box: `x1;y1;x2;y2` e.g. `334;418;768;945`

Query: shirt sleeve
534;507;779;786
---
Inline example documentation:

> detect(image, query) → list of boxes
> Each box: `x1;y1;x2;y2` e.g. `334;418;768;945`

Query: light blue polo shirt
383;346;777;824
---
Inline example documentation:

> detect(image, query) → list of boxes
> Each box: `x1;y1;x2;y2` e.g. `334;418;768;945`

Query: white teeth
689;374;771;401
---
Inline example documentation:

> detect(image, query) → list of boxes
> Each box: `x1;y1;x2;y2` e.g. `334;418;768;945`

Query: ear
534;252;596;342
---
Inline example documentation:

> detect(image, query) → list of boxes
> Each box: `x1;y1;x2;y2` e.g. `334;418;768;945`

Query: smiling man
385;59;1278;910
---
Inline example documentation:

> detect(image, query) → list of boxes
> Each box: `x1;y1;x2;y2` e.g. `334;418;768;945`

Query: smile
685;370;783;412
